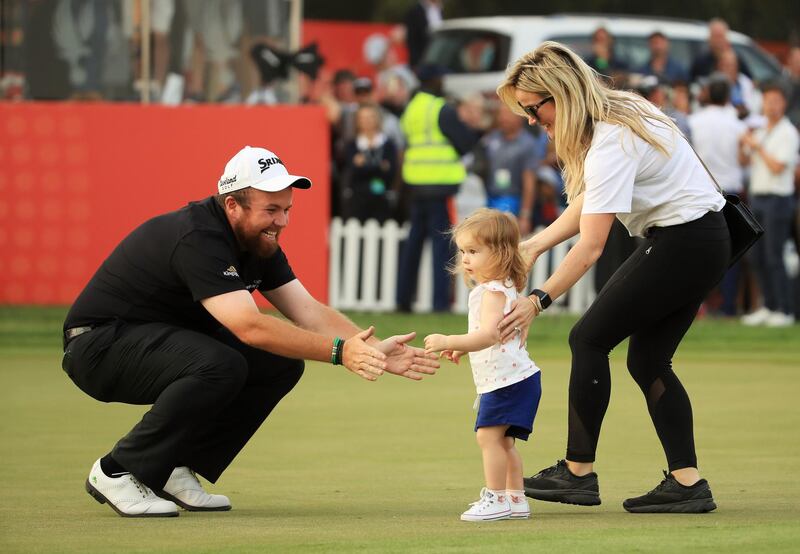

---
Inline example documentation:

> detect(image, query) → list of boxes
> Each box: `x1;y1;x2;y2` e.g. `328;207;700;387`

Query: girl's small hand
441;349;464;364
424;333;448;354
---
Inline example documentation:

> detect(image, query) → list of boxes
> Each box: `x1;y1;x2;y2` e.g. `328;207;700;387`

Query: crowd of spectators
2;3;798;323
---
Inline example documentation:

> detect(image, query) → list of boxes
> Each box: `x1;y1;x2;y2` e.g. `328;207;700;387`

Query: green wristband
331;337;344;365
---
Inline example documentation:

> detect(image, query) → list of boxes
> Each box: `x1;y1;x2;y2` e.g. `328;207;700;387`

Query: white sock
488;489;507;503
507;490;526;503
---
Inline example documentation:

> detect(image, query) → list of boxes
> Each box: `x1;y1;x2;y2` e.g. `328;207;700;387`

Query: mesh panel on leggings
568;400;595;459
646;378;666;414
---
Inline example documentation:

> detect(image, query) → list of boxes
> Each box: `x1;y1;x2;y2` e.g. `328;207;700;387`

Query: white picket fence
328;217;596;314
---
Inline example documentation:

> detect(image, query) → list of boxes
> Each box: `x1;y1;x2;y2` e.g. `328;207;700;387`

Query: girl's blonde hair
450;208;527;291
496;41;680;201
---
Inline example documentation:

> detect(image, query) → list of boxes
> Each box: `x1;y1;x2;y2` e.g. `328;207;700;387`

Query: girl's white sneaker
509;492;531;519
460;488;512;522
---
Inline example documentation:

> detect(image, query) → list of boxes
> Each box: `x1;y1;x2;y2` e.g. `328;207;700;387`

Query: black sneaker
523;459;601;506
623;471;717;513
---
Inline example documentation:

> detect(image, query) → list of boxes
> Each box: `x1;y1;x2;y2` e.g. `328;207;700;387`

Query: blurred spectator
403;0;442;70
670;80;693;116
183;0;243;102
51;0;118;100
122;0;176;101
690;18;751;82
363;33;419;117
240;0;289;102
482;103;542;236
1;0;26;100
689;77;748;315
532;138;564;228
353;76;405;220
22;1;70;100
717;48;761;120
784;46;800;129
342;103;399;223
454;93;488;130
635;75;692;140
741;82;799;327
396;65;479;312
454;93;492;222
379;66;418;117
353;77;405;151
584;27;628;86
320;68;358;217
638;31;688;84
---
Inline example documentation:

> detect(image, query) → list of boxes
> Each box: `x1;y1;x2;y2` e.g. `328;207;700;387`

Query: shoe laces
185;468;201;485
536;459;567;478
648;470;674;495
468;487;494;509
125;473;154;499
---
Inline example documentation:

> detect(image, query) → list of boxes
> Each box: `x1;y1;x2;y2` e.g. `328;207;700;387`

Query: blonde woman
496;42;728;513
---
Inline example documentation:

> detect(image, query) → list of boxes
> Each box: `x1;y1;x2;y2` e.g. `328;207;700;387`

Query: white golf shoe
85;459;179;517
159;467;231;511
460;488;512;522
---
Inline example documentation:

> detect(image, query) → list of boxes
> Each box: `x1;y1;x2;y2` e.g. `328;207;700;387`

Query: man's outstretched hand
377;331;439;380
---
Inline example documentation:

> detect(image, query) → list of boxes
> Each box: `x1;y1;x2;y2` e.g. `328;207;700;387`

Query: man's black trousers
566;210;730;471
63;322;304;489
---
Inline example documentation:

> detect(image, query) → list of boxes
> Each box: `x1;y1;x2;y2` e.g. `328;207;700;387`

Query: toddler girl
425;208;542;522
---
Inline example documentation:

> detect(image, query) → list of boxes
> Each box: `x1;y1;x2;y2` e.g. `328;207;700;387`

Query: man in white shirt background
689;75;748;316
741;81;800;327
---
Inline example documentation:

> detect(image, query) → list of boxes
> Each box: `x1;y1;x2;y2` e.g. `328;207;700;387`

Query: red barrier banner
0;103;330;306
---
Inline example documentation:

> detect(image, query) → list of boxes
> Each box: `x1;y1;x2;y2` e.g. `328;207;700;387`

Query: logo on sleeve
223;265;240;278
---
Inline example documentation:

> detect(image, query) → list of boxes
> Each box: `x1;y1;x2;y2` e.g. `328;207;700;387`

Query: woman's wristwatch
528;289;552;311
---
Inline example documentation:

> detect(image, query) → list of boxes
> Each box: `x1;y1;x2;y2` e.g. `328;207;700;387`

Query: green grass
1;306;799;553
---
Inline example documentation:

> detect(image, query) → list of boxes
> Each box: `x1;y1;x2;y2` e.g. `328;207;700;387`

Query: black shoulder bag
690;143;764;267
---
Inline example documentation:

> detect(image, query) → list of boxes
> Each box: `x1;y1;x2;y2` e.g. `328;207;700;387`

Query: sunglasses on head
518;96;553;120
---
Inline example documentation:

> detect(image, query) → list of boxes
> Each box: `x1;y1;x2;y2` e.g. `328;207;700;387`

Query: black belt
64;325;94;343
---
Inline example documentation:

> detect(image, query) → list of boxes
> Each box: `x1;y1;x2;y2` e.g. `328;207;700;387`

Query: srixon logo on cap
258;157;284;173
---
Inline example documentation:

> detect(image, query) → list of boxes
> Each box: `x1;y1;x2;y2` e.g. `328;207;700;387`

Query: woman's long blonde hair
450;208;527;292
497;41;680;201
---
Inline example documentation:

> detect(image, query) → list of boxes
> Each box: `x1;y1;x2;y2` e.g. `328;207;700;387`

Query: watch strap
529;288;552;310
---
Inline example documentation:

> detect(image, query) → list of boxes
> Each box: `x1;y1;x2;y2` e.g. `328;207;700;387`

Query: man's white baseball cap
218;146;312;194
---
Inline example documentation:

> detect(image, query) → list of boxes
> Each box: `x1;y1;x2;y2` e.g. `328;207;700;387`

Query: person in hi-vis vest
397;65;479;312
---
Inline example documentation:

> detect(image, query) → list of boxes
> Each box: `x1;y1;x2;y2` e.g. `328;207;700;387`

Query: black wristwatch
529;289;552;310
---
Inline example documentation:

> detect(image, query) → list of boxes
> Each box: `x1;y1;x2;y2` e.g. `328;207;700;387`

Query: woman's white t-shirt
582;108;726;237
467;280;539;394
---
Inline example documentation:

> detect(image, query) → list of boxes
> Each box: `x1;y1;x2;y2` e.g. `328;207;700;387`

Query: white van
422;14;782;97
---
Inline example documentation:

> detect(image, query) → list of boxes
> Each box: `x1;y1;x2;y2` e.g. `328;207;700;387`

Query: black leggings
566;210;729;471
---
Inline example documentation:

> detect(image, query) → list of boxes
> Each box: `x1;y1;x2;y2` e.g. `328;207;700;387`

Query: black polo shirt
64;197;296;335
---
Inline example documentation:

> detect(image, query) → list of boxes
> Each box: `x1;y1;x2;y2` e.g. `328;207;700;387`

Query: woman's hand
497;296;540;344
522;248;540;273
519;237;542;273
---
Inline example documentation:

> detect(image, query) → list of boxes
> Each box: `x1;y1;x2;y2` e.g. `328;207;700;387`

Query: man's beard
234;222;279;258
